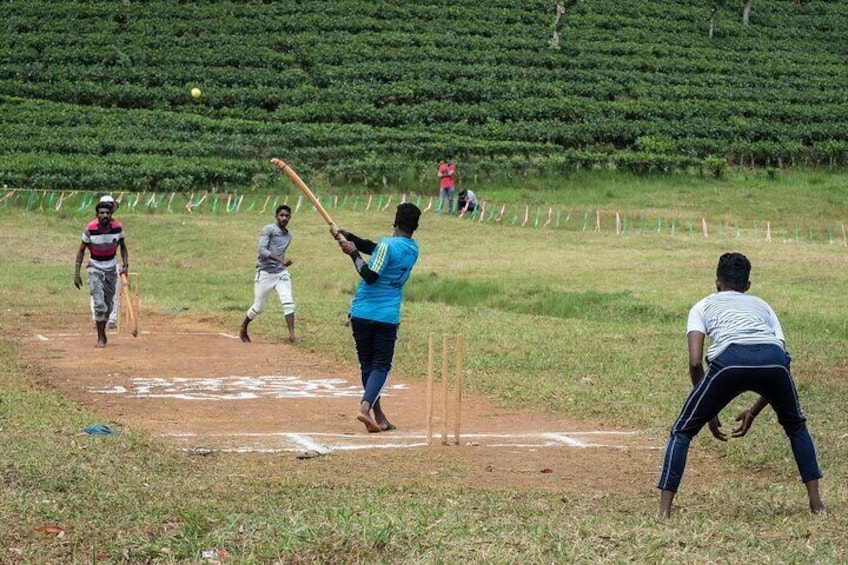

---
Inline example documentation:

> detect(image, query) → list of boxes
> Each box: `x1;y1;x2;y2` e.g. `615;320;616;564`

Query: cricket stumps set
426;333;464;446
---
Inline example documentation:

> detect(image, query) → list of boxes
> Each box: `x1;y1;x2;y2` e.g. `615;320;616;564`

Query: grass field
1;170;847;563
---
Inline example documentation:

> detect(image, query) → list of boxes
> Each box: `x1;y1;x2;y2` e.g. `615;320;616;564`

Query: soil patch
18;311;667;492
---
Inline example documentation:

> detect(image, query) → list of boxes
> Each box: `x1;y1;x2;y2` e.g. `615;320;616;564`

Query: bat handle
330;223;347;243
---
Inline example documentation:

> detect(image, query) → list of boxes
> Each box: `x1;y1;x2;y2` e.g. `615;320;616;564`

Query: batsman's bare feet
239;327;250;343
357;411;381;433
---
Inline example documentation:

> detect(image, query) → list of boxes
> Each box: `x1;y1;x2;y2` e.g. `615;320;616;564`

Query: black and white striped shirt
687;291;785;362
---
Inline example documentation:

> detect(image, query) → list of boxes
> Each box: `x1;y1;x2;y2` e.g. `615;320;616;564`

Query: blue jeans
437;187;454;214
657;343;822;492
350;317;398;406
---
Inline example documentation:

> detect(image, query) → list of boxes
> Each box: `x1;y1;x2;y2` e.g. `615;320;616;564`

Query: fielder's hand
74;274;82;289
731;409;755;438
708;416;727;441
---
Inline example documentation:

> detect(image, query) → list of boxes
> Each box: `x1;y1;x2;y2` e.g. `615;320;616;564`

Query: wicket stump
425;333;464;446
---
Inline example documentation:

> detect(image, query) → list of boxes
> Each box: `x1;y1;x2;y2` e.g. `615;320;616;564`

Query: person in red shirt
437;154;456;214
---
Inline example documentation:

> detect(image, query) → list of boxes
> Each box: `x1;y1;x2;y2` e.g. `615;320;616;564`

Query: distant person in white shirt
456;188;477;214
657;252;825;518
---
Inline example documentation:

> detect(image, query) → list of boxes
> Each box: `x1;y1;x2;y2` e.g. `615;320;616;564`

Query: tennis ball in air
191;87;201;99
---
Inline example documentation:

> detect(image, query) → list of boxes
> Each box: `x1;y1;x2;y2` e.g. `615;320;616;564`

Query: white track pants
247;270;295;319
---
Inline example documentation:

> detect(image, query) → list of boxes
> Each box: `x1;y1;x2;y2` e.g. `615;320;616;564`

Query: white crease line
131;331;246;336
448;432;638;440
213;441;649;453
217;442;431;453
568;430;638;436
166;431;640;441
35;331;287;339
545;433;588;448
587;443;664;450
287;433;332;454
163;430;660;453
170;431;423;439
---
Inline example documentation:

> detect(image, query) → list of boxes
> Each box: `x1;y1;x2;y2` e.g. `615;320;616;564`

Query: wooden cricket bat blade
120;272;139;337
270;158;348;244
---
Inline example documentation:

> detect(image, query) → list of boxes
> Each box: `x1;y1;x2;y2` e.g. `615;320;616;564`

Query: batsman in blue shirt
335;203;421;433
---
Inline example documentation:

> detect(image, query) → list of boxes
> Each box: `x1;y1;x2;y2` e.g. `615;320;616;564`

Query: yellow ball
191;87;201;99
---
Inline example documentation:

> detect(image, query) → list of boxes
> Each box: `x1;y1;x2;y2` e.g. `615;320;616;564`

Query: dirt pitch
18;310;675;494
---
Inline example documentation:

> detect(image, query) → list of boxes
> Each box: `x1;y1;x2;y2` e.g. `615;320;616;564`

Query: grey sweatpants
87;267;117;322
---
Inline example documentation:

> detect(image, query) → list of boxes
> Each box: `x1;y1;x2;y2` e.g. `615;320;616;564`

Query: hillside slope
1;0;847;190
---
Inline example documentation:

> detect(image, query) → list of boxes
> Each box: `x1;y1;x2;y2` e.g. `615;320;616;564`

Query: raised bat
270;158;346;243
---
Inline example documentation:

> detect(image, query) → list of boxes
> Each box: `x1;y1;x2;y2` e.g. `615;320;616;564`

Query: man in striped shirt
89;195;121;330
657;252;825;518
75;199;129;348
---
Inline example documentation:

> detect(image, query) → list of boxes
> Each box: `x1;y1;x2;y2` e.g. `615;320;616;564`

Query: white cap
98;195;117;209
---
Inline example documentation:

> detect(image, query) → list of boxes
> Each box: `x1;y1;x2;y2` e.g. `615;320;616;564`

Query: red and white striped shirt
82;218;124;272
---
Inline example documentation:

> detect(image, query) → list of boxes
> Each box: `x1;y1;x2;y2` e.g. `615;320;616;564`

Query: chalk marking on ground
86;376;406;400
287;434;332;454
33;331;242;339
544;433;588;448
167;430;658;453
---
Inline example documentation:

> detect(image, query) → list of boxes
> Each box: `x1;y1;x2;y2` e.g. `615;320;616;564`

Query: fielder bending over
657;252;826;518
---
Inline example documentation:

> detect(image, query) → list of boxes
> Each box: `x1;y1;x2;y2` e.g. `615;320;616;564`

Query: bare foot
376;417;396;431
811;503;828;515
239;326;250;343
95;339;106;348
288;335;297;343
357;413;381;433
